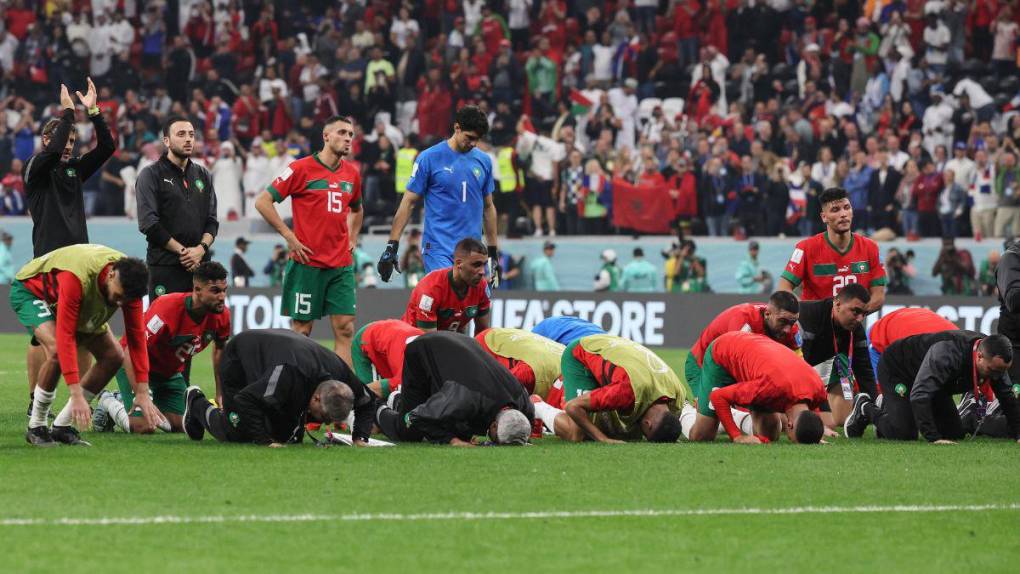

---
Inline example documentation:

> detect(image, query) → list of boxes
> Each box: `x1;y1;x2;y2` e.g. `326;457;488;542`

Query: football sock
733;409;754;435
156;418;172;432
679;403;697;439
29;387;56;429
53;390;95;428
99;392;132;432
114;368;136;410
532;399;563;434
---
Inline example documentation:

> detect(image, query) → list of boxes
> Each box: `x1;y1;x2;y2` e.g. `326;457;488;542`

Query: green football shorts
695;342;737;417
9;280;55;335
281;261;356;321
560;339;600;401
115;369;188;416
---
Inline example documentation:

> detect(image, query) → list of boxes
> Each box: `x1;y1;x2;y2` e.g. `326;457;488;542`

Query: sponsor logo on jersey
419;294;434;312
147;315;165;335
442;166;454;173
790;248;804;264
838;265;850;273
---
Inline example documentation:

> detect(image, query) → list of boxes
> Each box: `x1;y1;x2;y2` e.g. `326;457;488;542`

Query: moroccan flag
611;178;674;234
569;89;593;116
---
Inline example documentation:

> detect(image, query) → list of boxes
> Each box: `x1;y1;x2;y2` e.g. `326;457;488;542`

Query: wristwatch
199;241;211;252
87;106;100;117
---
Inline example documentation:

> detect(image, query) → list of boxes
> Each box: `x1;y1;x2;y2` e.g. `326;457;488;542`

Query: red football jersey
401;268;490;333
690;303;802;365
124;292;231;378
360;319;423;389
267;153;362;268
709;331;827;413
572;343;637;412
781;232;886;301
868;308;957;354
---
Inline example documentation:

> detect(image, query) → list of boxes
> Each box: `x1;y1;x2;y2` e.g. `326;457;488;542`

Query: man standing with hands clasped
135;115;219;301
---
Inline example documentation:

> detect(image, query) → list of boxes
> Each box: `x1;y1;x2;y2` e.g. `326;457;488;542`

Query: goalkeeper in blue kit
377;106;502;287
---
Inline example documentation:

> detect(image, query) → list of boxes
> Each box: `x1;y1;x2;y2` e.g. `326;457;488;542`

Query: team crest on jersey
895;384;907;397
1013;384;1020;399
465;306;478;318
850;261;870;273
65;168;76;177
155;285;166;296
195;179;206;192
228;412;240;427
340;181;353;193
472;166;482;180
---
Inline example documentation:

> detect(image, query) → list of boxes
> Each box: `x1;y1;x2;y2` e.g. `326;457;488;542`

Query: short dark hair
647;412;683;443
980;334;1013;363
836;283;871;305
818;187;849;207
794;410;824;444
113;258;149;300
455;105;489;137
162;115;193;137
454;237;487;258
193;261;227;284
768;290;800;314
323;115;353;131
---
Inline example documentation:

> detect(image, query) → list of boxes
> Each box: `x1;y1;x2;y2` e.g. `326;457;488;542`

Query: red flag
611;178;674;234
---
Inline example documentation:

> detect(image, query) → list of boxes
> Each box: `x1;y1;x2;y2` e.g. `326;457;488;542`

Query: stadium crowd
2;0;1020;241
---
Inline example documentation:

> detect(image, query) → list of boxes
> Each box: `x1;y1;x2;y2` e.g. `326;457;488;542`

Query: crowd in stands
1;0;1020;242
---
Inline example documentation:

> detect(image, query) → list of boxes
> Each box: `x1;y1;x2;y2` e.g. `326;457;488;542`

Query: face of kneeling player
194;276;228;313
832;296;867;331
764;304;799;341
639;403;671;441
455;251;488;287
976;352;1011;382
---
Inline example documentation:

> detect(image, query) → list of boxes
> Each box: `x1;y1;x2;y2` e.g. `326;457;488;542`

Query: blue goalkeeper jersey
406;141;494;271
532;316;606;345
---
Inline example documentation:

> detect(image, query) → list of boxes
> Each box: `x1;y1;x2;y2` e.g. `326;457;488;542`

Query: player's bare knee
335;318;355;340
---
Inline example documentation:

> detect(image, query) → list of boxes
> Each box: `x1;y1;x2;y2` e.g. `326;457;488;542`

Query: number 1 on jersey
461;181;467;203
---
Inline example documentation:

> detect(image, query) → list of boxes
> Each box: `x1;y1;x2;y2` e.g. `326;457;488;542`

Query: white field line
1;503;1017;527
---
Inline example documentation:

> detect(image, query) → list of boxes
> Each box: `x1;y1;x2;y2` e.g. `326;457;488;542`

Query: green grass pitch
0;336;1017;572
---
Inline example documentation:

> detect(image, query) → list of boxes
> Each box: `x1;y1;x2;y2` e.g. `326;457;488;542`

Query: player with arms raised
377;106;501;286
779;187;886;313
401;238;491;334
94;261;231;434
255;116;363;365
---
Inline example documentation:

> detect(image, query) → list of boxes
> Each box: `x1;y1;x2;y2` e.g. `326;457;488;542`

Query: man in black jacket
135;115;218;301
845;332;1020;443
996;240;1020;382
22;78;114;416
375;331;534;446
797;283;877;427
182;329;375;446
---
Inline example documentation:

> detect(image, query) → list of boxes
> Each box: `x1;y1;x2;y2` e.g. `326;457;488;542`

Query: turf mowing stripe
2;503;1018;526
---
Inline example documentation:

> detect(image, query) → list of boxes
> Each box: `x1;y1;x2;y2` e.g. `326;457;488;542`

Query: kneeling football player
9;244;159;447
476;327;565;403
94;262;231;434
531;334;686;444
183;329;376;446
679;331;828;444
375;332;534;446
351;319;423;399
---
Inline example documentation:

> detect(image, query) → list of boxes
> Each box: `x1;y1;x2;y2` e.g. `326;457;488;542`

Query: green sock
114;368;136;412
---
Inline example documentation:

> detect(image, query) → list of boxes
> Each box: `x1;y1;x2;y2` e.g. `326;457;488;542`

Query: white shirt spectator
591;43;615;82
390;17;420;50
953;78;993;109
463;0;485;35
299;63;328;102
923;21;950;65
0;32;18;76
66;16;91;44
889;56;911;102
243;152;271;217
691;52;730;115
971;161;998;212
516;131;566;181
88;20;114;77
946;156;976;194
109;17;136;55
889;150;910;172
993;20;1019;61
508;0;532;30
922;98;955;155
213;147;244;221
811;160;838;189
608;86;639;152
259;77;289;103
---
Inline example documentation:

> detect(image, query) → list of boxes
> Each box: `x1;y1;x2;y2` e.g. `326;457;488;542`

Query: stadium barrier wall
0;286;1001;348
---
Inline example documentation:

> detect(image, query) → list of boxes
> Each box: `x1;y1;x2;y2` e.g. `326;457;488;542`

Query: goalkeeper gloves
378;240;401;282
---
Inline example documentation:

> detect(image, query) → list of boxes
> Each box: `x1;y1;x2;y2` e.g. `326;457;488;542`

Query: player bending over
351;319;423;399
94;262;231;433
866;307;957;377
679;331;827;444
401;237;491;333
183;329;375;446
10;244;157;446
531;334;685;444
531;315;605;345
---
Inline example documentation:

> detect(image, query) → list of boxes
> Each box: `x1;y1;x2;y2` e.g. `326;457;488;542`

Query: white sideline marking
1;503;1017;527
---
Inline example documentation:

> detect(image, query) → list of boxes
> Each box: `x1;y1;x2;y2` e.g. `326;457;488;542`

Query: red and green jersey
360;319;423;389
781;232;886;301
868;308;957;354
125;292;231;378
267;153;362;268
402;268;490;332
690;302;802;365
709;332;827;439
